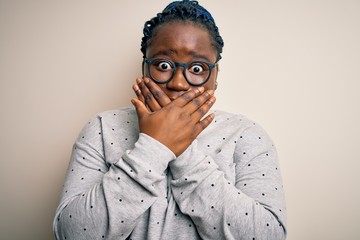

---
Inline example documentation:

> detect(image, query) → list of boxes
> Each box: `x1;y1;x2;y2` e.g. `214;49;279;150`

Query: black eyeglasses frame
142;57;217;86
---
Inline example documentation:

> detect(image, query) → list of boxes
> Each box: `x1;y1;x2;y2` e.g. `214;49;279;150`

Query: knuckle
206;97;215;105
182;92;192;102
135;90;141;97
192;98;201;107
154;91;163;99
197;107;205;116
145;92;153;101
139;81;146;89
199;121;207;130
203;91;210;98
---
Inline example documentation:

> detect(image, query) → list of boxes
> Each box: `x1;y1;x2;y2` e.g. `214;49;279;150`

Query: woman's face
145;22;218;101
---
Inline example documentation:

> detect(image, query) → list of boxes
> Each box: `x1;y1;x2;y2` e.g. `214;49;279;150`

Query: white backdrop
1;1;359;239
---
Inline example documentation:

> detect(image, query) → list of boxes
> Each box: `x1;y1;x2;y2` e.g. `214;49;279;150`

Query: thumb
131;98;149;119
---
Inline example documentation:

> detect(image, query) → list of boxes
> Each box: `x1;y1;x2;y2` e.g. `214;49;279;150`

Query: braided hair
141;0;224;61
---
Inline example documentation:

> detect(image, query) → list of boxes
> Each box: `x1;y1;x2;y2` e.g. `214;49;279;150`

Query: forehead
146;22;217;62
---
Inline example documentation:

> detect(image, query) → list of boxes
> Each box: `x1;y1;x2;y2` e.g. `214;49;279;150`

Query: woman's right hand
131;86;216;157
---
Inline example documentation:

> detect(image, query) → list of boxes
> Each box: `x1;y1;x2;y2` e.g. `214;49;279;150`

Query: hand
132;77;171;112
131;87;216;157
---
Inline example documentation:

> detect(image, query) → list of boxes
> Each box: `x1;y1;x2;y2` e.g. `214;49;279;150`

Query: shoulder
213;110;254;126
76;107;137;139
84;107;138;126
211;109;275;148
208;110;259;135
96;107;136;120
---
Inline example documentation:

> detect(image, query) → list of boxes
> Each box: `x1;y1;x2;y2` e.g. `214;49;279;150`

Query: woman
53;1;287;239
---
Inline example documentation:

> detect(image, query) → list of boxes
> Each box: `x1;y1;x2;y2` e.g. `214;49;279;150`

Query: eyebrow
189;51;212;62
151;50;175;58
151;50;212;62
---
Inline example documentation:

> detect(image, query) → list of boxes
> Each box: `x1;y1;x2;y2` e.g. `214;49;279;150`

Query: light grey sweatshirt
53;107;287;240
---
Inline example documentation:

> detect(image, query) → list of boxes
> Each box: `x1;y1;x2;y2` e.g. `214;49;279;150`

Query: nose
166;67;190;91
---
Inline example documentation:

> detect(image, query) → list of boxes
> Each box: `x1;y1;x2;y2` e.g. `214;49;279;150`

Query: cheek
203;74;218;91
206;83;216;91
142;62;149;77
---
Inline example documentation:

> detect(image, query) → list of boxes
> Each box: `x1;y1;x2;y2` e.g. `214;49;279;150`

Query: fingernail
133;84;139;91
207;90;214;95
136;78;142;84
198;87;205;93
144;78;149;84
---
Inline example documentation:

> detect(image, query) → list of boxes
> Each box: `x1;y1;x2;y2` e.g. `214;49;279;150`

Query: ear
214;63;219;90
142;60;145;77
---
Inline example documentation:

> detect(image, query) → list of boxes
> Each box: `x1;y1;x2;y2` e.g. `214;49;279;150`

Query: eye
188;62;210;75
156;61;172;71
189;63;206;74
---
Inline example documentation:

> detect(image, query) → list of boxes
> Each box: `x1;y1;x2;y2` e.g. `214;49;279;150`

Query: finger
133;83;145;104
172;87;205;107
144;77;171;107
133;80;152;112
194;113;215;135
138;78;162;111
131;98;149;120
191;95;216;122
184;89;214;114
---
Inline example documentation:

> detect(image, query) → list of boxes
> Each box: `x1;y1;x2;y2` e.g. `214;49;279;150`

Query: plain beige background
1;0;359;239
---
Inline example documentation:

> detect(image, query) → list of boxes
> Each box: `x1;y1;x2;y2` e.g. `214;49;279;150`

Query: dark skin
131;22;218;157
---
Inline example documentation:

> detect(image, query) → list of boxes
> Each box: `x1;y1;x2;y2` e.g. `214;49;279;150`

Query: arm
169;124;287;240
53;116;175;240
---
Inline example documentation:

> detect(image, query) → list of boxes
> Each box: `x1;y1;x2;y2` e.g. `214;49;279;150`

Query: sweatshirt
53;107;287;240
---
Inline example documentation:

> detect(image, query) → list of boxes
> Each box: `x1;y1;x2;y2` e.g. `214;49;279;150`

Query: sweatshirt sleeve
169;123;287;240
53;115;175;240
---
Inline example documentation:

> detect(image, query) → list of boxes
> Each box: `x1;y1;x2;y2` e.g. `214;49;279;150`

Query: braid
141;0;224;61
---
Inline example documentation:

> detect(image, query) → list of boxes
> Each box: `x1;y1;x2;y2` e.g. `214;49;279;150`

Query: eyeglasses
143;57;217;86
